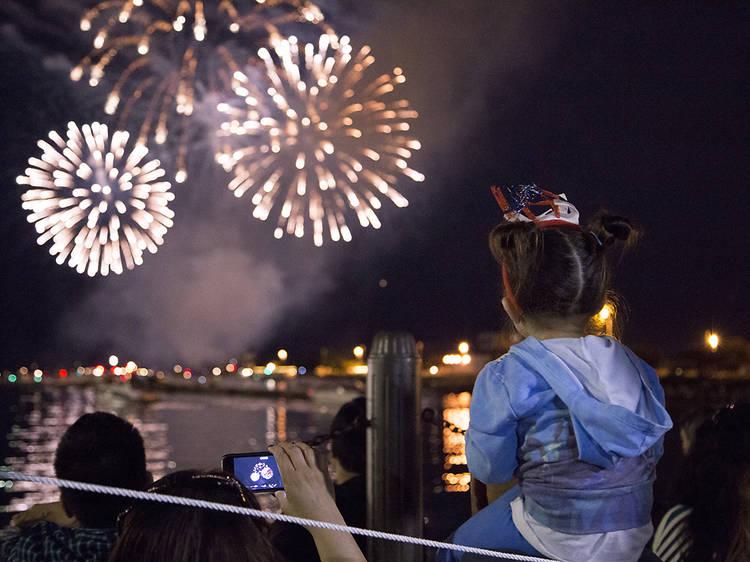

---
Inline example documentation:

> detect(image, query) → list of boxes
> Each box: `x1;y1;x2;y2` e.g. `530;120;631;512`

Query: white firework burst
70;0;330;183
216;33;424;246
17;122;175;276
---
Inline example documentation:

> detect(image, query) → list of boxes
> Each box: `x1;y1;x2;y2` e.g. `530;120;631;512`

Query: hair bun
589;213;638;248
601;215;633;240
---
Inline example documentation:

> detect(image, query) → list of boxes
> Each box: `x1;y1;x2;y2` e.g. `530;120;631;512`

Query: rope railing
0;470;553;562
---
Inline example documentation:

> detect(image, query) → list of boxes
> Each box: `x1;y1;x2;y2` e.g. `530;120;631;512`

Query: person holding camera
110;441;365;562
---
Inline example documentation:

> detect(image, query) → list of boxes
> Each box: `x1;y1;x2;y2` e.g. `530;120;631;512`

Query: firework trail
215;33;424;246
70;0;328;183
17;122;175;277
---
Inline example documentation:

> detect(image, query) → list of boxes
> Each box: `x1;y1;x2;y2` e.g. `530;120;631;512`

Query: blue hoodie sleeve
465;360;519;484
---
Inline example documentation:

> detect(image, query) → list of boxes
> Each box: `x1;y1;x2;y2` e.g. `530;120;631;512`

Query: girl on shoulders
440;185;672;562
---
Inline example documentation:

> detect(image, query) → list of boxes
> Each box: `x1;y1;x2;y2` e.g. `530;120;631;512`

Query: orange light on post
353;345;365;359
706;332;720;351
277;349;288;361
458;341;469;354
598;303;614;336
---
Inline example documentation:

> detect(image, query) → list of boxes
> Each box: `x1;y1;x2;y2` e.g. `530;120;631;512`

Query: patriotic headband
491;184;580;228
492;184;583;318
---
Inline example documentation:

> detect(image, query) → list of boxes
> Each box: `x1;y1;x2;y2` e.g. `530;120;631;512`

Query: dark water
0;381;472;544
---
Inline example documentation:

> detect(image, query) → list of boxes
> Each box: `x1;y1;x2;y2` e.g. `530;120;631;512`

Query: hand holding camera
268;442;343;524
270;442;365;562
223;442;365;562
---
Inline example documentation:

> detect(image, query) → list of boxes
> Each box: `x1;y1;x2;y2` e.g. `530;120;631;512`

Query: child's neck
524;326;588;340
518;316;589;340
502;299;590;341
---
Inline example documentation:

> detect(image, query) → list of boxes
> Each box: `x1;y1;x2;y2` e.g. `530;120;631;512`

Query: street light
706;332;720;352
442;354;461;365
353;345;365;360
598;303;614;337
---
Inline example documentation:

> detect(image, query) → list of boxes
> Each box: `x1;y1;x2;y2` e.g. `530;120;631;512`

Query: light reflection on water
441;392;471;493
1;385;339;514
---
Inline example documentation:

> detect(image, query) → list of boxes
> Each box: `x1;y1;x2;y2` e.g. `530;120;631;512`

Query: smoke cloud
55;121;334;366
59;204;333;365
333;0;572;152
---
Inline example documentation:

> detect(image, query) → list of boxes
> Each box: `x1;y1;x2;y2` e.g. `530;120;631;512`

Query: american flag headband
491;184;582;317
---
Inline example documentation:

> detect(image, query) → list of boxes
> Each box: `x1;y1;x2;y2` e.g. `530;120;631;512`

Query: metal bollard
366;331;423;562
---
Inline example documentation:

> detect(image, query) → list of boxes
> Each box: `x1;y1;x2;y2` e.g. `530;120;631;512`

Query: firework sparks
216;34;424;246
70;0;329;183
17;122;175;277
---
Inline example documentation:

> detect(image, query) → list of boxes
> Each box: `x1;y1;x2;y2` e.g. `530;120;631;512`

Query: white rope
0;471;553;562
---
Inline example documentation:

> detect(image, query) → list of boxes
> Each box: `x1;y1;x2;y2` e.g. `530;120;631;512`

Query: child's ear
501;297;524;333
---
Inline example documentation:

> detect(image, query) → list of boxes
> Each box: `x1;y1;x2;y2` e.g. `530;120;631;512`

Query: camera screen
233;454;284;491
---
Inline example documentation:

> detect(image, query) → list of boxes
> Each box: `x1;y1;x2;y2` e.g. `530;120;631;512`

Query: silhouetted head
330;397;367;475
680;403;750;562
109;470;279;562
54;412;149;527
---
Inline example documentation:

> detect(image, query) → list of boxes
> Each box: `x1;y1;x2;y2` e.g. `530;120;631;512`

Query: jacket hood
509;336;672;468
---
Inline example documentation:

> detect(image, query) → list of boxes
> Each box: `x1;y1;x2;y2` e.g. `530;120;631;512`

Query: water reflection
1;386;335;514
2;388;97;512
442;392;471;493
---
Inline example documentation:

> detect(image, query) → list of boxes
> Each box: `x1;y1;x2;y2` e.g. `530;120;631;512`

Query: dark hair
679;404;750;562
330;397;367;474
109;470;280;562
489;212;637;324
677;405;717;456
54;412;149;527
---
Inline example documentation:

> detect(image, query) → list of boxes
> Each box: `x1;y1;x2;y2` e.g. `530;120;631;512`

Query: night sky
1;1;748;368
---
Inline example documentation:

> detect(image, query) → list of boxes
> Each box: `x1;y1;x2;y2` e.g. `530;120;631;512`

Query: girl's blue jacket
466;336;673;534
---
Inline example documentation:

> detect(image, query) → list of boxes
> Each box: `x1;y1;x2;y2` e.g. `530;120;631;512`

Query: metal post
366;331;423;562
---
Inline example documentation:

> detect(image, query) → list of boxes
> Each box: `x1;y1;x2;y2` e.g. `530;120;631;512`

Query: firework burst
17;122;175;277
70;0;328;183
216;34;424;246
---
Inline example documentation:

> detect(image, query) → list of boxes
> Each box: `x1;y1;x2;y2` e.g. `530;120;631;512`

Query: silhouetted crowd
2;400;748;561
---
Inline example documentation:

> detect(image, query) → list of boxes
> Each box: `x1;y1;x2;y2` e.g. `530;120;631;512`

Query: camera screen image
233;454;284;491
